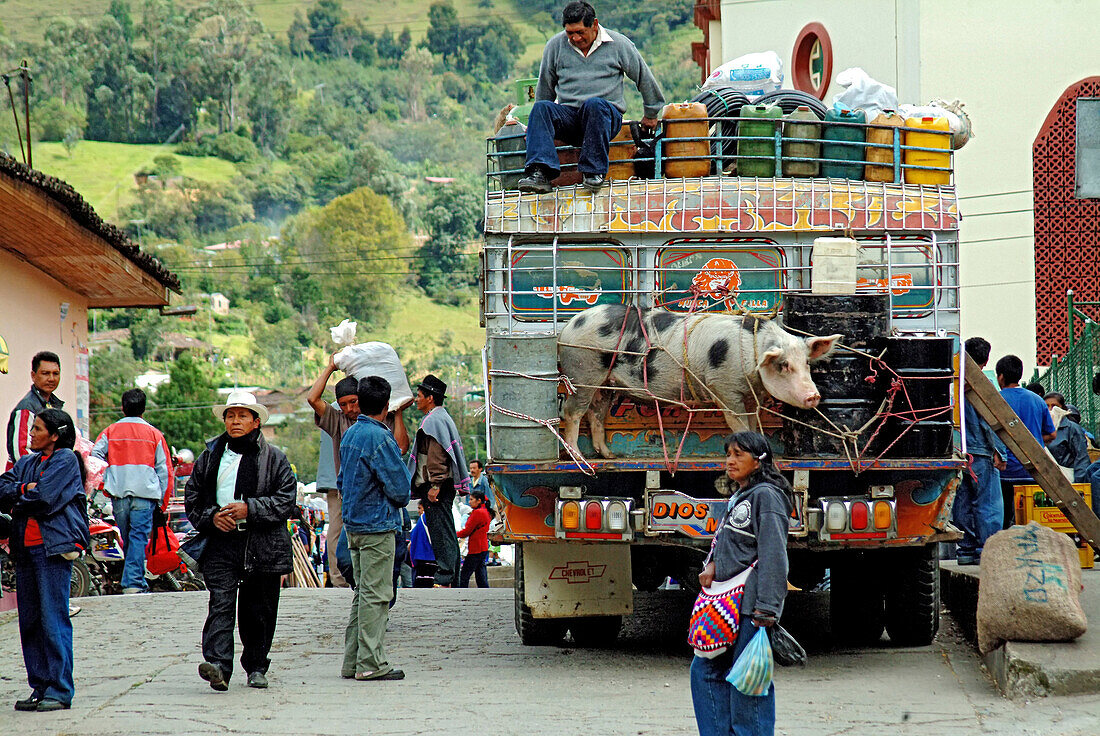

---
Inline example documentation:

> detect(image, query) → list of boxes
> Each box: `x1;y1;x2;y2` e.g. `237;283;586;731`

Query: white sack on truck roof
702;51;783;98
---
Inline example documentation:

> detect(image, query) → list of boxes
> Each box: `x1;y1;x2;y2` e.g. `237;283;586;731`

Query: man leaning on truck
517;1;664;195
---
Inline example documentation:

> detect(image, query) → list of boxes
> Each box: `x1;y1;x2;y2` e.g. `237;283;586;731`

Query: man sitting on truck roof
517;1;665;195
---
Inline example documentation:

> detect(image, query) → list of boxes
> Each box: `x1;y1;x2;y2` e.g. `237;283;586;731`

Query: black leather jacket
184;433;296;575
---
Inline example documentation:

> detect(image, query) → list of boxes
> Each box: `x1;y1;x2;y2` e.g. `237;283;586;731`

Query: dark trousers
422;485;459;587
525;98;623;177
16;545;75;704
201;534;282;681
1001;479;1025;530
459;551;489;588
413;560;437;588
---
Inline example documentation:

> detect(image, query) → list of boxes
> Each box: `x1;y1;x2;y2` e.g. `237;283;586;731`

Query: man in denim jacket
337;376;412;681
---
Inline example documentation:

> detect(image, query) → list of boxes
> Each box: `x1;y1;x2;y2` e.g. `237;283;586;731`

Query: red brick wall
1033;77;1100;364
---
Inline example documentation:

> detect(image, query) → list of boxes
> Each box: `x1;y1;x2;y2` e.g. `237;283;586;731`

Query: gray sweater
704;481;791;618
535;28;665;118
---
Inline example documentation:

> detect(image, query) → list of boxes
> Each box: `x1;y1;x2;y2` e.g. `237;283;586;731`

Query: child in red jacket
457;491;494;588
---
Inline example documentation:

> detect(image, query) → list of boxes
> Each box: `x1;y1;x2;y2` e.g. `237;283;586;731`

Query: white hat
213;390;269;425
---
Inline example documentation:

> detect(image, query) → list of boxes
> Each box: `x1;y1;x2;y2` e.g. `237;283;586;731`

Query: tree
108;0;135;42
129;310;165;360
282;186;412;326
287;10;311;57
187;0;264;133
88;347;142;439
152;352;222;452
138;0;190;139
416;178;480;303
398;47;437;122
307;0;345;56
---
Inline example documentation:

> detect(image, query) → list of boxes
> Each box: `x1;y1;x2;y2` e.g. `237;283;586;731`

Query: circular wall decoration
792;23;833;100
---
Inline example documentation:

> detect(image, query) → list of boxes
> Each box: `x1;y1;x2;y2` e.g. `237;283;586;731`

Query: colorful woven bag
687;563;755;658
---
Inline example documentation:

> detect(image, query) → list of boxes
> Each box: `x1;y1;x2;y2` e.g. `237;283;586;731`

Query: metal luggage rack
486;115;955;191
481;234;959;335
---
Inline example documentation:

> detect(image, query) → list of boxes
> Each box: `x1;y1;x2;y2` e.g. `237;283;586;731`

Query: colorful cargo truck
481;108;963;647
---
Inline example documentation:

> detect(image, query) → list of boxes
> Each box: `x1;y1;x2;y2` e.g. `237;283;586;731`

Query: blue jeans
1087;461;1100;515
525;98;623;177
690;622;776;736
16;544;75;704
952;455;1002;559
459;551;489;588
113;496;155;591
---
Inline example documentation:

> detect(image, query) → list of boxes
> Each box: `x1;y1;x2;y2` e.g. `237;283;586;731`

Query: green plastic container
737;104;783;177
782;106;821;177
821;108;866;180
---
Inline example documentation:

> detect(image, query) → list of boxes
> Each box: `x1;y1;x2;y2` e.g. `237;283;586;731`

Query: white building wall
718;0;1098;373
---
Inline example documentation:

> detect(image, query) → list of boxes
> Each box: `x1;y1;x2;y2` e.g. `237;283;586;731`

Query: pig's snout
802;392;821;408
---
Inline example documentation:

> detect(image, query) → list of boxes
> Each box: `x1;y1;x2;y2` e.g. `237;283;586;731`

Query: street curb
942;561;1100;698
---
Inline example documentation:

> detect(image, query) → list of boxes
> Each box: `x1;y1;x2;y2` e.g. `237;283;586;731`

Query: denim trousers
690;622;776;736
201;533;282;681
1087;461;1100;515
952;455;1002;558
16;544;75;704
113;495;156;591
525;98;623;177
343;531;396;678
459;551;489;588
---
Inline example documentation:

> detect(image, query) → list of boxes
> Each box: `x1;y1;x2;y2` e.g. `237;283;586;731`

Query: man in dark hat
407;375;470;587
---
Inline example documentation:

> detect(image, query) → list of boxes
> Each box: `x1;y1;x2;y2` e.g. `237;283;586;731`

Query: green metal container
737;104;783;177
822;108;866;180
782;106;821;177
511;78;539;125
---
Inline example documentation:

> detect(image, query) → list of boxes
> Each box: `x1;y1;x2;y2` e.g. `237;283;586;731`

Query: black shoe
355;668;405;681
199;662;228;691
582;173;607;192
517;168;553;194
14;694;41;711
247;671;268;689
36;699;70;712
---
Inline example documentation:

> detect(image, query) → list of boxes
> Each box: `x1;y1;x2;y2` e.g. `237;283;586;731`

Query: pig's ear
806;334;843;361
756;347;784;370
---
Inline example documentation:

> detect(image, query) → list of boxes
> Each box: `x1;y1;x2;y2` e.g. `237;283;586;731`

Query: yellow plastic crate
1015;484;1094;569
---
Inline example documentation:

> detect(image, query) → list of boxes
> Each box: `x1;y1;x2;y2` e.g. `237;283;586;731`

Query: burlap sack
977;521;1087;653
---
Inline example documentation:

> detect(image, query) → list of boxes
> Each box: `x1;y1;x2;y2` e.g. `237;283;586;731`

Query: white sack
976;521;1087;654
330;319;357;345
832;68;899;120
702;51;783;98
334;342;414;413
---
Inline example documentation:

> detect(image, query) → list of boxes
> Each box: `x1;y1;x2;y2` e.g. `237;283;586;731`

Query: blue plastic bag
726;628;774;696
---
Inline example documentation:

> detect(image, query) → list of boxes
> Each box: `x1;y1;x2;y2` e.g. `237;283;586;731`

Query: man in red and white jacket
91;388;174;593
5;351;63;471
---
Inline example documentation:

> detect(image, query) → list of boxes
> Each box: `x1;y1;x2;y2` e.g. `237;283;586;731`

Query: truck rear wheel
829;556;886;646
884;545;940;646
569;616;623;647
514;545;567;646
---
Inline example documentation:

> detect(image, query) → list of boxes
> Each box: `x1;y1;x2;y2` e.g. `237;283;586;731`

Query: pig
557;304;842;459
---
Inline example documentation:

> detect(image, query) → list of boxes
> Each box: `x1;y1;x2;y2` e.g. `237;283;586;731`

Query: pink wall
0;249;89;468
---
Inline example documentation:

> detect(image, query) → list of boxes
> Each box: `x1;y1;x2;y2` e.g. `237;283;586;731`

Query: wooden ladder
963;353;1100;553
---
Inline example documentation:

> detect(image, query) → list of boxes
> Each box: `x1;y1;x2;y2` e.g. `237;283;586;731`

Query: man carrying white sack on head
306;331;412;586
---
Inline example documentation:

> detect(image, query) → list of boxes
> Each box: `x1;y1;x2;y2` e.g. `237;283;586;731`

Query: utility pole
21;61;30;169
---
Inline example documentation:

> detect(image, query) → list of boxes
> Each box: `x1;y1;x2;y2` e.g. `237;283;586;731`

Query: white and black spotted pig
557;305;842;458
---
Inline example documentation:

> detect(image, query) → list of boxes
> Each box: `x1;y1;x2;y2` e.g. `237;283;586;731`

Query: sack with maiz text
976;521;1087;654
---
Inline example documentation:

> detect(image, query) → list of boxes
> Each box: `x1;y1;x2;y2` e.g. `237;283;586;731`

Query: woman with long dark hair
690;431;792;736
457;490;495;588
0;408;90;712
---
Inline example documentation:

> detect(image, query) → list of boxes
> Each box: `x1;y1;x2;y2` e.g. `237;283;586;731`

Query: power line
964;208;1034;218
958;189;1031;200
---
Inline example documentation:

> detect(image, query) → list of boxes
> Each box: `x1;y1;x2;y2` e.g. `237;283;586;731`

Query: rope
488;398;596;476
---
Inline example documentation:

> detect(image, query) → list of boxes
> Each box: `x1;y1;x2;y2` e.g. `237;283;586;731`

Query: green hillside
33;141;239;221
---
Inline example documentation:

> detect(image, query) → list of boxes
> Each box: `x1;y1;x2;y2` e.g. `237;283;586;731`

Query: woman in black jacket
0;409;90;713
184;392;295;692
690;432;792;736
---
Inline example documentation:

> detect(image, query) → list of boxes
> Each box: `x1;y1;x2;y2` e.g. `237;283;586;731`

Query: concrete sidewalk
942;561;1100;698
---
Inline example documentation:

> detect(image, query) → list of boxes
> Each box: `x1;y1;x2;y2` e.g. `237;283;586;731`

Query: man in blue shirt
337;376;411;682
996;354;1056;529
954;338;1007;564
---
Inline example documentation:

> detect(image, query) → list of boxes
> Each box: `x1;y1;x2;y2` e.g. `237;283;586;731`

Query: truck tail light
849;501;869;531
873;501;892;530
561;501;580;530
584;501;603;530
606;501;628;531
825;502;847;532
